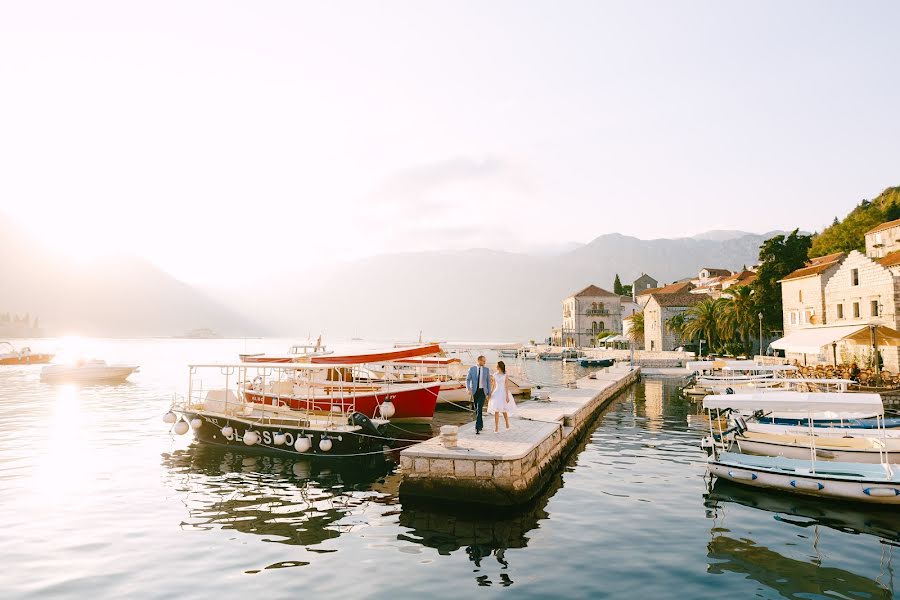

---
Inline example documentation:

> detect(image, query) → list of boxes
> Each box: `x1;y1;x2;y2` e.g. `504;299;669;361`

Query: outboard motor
351;411;388;439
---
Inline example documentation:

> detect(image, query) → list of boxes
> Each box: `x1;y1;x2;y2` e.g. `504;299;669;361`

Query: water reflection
706;480;897;598
161;444;396;551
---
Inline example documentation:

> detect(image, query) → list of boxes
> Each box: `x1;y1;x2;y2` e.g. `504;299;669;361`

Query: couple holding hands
465;355;517;434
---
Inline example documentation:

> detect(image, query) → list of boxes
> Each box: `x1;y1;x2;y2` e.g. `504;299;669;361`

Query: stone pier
399;365;641;506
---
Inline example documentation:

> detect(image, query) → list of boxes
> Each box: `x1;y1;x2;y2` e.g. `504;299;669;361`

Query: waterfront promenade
399;364;640;506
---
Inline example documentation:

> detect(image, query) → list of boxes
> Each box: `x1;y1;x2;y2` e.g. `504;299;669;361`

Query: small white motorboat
700;391;900;504
40;359;140;384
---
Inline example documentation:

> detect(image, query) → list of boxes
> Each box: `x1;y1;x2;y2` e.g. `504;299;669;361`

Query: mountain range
0;214;260;337
1;214;780;339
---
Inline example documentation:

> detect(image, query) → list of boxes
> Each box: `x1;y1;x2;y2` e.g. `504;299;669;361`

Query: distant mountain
691;230;754;241
243;230;779;341
0;214;263;337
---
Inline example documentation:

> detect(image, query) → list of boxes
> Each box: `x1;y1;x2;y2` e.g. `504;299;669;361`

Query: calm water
1;338;898;599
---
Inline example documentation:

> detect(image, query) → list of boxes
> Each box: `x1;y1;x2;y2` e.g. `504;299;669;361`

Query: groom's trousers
473;389;485;432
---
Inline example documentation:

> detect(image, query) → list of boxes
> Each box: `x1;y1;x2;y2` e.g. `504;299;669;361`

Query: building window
799;290;803;302
837;304;843;319
851;269;859;286
599;322;606;331
872;300;879;317
853;302;860;318
650;341;655;351
790;311;798;325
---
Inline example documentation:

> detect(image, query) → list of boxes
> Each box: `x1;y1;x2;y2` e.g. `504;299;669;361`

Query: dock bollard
440;425;459;448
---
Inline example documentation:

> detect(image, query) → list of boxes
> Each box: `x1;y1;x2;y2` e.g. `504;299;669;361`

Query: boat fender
351;412;383;438
863;487;900;497
790;479;824;491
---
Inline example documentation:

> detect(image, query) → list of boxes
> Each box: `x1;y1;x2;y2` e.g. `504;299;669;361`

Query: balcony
584;309;611;316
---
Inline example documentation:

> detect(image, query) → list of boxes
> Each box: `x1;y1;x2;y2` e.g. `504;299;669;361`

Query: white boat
733;430;900;463
40;359;140;384
701;392;900;504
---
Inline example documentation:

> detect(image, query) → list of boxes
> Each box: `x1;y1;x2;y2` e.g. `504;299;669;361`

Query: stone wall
399;367;641;506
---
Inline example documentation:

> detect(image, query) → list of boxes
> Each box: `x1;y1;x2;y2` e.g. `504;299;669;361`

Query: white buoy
273;433;286;446
190;418;203;430
319;438;333;452
163;411;177;424
379;401;395;419
221;426;234;438
173;420;189;435
294;436;311;453
330;405;343;413
243;431;259;446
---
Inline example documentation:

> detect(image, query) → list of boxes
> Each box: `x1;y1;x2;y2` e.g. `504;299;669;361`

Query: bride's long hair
497;360;506;374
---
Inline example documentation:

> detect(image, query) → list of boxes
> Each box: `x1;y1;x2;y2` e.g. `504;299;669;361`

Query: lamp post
758;312;764;361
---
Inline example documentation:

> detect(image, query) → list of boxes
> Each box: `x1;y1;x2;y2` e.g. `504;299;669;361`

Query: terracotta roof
879;250;900;268
780;252;845;282
808;251;845;266
571;284;616;297
637;280;695;296
649;292;704;307
866;218;900;235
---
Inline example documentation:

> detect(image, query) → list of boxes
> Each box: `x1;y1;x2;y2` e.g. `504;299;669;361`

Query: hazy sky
2;1;899;284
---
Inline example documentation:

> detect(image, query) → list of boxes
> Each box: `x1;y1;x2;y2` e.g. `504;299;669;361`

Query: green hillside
809;186;900;258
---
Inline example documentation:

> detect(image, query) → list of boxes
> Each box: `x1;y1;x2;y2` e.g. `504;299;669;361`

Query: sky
1;1;899;284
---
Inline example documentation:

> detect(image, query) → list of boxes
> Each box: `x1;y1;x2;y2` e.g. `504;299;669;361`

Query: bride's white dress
488;372;517;414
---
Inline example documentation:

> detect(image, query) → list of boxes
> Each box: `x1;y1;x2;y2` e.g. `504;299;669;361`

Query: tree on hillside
754;229;812;335
809;186;900;258
613;274;623;295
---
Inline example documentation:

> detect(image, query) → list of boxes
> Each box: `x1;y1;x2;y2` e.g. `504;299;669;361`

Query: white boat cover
703;391;884;415
769;324;900;354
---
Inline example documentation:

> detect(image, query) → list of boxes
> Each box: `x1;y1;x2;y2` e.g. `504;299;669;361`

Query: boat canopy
310;344;442;364
770;324;900;354
703;391;884;415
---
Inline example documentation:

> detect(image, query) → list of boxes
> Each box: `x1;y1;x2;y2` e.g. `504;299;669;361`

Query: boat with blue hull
701;392;900;504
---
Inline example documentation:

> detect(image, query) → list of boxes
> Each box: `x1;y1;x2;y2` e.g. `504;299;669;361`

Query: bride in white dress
488;361;516;432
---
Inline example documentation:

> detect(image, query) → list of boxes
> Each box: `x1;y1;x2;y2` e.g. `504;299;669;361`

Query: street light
758;312;764;361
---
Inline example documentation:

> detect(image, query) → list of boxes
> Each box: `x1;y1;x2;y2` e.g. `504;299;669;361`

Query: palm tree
665;312;688;345
627;311;644;344
720;285;757;357
683;298;725;355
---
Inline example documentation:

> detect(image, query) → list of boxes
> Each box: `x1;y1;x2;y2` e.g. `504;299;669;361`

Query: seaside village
551;216;900;380
5;210;900;513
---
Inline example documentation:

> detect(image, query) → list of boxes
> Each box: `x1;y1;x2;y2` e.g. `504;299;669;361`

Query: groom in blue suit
466;355;492;434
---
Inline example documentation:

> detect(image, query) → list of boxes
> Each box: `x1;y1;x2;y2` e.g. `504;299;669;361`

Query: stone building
822;250;900;370
774;231;900;370
779;252;844;336
553;285;624;347
631;273;658;299
865;218;900;259
643;293;702;352
636;280;694;309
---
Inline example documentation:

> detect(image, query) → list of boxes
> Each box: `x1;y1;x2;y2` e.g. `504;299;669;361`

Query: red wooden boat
242;380;440;422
